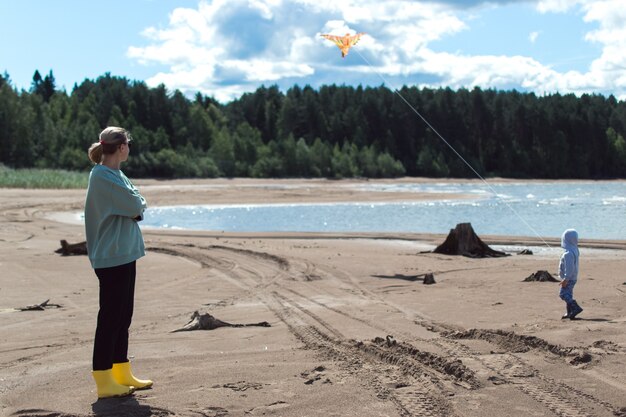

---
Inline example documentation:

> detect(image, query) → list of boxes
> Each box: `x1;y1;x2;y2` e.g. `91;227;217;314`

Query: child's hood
561;229;579;257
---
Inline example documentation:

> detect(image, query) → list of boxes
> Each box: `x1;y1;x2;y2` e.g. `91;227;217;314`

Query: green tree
310;138;332;177
251;141;284;177
377;152;406;177
416;147;449;177
188;102;217;150
294;137;314;176
607;127;626;175
232;122;262;176
357;145;379;177
210;128;236;176
331;143;358;178
0;81;19;164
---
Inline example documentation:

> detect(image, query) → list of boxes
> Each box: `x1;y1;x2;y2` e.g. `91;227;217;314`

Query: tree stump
523;270;558;282
423;273;436;285
433;223;508;258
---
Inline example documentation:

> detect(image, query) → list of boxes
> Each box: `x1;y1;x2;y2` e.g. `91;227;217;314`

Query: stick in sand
18;299;62;311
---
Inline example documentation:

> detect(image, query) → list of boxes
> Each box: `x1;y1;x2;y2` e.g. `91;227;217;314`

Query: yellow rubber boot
112;361;153;390
92;369;135;398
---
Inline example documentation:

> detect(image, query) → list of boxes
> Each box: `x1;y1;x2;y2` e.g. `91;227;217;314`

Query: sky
1;0;625;103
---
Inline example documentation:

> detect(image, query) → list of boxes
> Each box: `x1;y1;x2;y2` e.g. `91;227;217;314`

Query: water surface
142;182;626;240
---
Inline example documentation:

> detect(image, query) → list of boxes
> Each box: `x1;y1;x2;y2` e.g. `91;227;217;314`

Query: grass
0;165;89;189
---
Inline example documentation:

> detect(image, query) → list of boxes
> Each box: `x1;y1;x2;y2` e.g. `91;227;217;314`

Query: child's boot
569;301;583;320
112;361;153;390
92;369;135;398
561;303;572;319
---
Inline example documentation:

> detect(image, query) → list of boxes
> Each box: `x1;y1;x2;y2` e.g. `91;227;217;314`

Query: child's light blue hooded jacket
559;229;579;283
84;164;146;269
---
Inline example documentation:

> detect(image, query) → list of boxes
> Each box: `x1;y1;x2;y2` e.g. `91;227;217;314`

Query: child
559;229;583;320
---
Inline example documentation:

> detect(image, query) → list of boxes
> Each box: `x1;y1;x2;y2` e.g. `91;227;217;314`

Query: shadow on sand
372;274;423;282
92;395;170;417
571;317;611;323
372;273;435;284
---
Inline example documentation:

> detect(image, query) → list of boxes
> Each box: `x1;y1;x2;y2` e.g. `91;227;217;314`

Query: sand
1;178;626;417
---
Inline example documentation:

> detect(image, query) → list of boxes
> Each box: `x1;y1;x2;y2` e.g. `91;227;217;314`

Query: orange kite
321;32;365;58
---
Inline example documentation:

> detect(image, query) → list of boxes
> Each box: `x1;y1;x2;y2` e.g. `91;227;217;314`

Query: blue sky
1;0;624;102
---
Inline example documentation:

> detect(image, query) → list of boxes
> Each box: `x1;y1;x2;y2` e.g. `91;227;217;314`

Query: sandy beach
1;178;626;417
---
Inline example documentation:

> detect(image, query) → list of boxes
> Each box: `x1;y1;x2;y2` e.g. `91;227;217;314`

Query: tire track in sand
279;257;622;417
262;291;458;417
141;243;622;417
153;245;460;417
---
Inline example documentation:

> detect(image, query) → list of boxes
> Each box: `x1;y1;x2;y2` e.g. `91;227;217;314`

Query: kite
321;32;365;58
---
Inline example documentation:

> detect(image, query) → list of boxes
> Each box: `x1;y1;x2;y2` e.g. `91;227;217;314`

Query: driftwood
171;311;271;332
433;223;508;258
18;299;62;311
55;240;87;256
523;270;559;282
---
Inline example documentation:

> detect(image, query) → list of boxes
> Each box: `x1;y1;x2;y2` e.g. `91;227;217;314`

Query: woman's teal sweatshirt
84;164;146;269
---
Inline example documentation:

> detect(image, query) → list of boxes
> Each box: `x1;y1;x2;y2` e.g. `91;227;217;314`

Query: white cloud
248;0;283;19
572;1;626;93
127;0;626;101
222;59;314;81
390;49;558;92
536;0;582;13
529;31;540;43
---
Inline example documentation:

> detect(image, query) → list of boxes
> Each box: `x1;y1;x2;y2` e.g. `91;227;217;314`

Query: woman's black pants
93;261;136;371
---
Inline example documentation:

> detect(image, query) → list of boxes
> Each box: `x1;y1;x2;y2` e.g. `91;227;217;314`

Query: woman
85;126;153;398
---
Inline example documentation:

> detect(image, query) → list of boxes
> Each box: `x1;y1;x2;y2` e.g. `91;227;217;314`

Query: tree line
1;70;626;179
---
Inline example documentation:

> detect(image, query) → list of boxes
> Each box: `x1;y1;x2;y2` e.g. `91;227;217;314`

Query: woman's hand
560;279;568;288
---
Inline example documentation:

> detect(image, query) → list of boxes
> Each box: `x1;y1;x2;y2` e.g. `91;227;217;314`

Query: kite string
353;49;552;249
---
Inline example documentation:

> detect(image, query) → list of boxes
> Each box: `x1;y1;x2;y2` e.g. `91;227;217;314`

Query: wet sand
1;178;626;417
